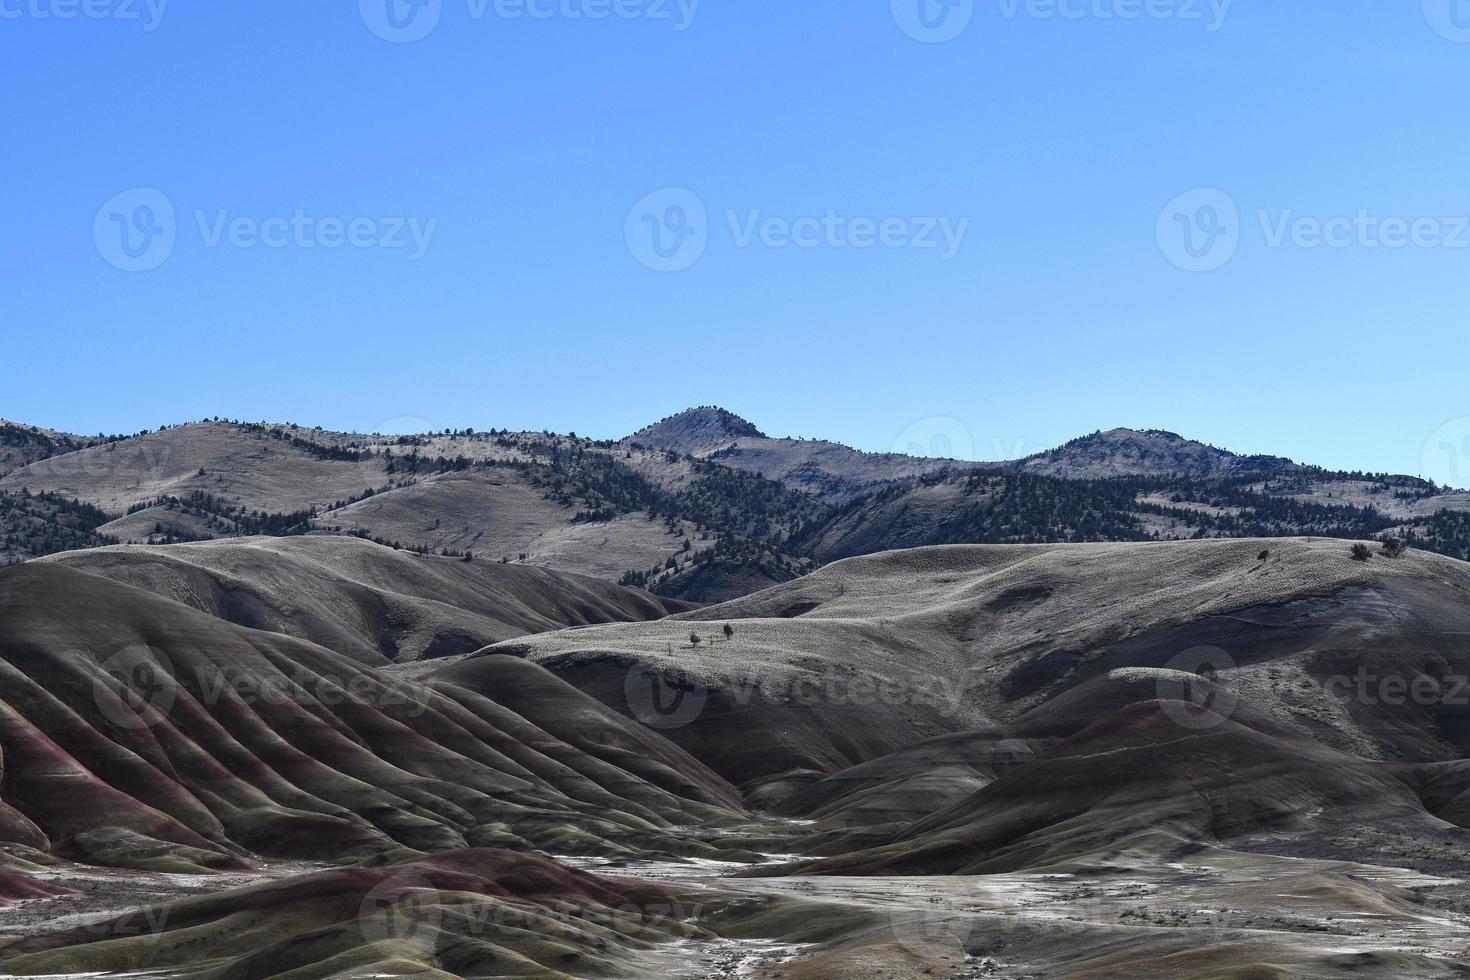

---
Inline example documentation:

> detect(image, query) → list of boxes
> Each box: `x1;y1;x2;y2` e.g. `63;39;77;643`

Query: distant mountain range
4;407;1469;599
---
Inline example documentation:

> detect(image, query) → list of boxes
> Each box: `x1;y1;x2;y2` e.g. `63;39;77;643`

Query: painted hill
758;698;1452;877
40;535;689;664
483;539;1470;805
7;536;1470;977
0;561;746;875
0;849;707;978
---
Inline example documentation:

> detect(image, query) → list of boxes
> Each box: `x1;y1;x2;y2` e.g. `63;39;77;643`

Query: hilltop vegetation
0;488;116;565
4;409;1470;597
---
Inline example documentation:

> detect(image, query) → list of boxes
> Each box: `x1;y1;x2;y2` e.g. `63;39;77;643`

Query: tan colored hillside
486;538;1470;787
41;535;688;664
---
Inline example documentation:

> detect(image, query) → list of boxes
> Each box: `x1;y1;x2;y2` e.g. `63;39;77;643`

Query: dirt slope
41;535;688;664
0;562;743;874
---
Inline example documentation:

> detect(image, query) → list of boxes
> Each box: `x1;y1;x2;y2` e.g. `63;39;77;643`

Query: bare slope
3;419;809;600
41;535;688;664
0;421;388;515
0;422;96;480
484;539;1470;793
760;700;1453;877
314;468;709;582
0;849;706;978
0;562;744;875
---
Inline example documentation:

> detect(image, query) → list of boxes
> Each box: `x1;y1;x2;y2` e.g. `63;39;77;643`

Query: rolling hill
5;533;1470;976
39;535;690;664
0;561;750;875
481;539;1470;860
0;421;99;480
0;419;821;597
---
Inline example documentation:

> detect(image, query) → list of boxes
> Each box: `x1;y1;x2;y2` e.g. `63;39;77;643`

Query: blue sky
5;1;1470;483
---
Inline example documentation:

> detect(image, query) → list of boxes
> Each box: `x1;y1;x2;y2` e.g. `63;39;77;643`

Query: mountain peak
625;407;766;455
1016;427;1298;479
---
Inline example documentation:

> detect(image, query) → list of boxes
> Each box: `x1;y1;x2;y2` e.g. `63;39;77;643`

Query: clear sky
6;1;1470;482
